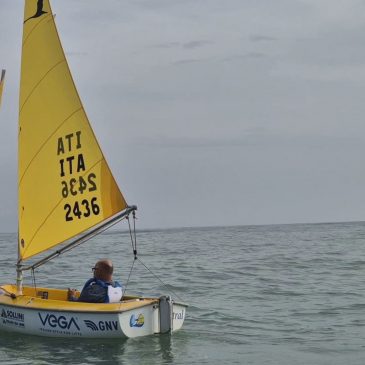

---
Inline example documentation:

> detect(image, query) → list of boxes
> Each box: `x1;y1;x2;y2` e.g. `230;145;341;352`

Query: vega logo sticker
129;314;144;328
38;313;80;331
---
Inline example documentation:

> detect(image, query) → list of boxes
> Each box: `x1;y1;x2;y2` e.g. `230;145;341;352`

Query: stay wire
122;257;136;299
126;215;137;258
123;214;137;299
133;210;137;257
124;212;184;302
136;257;184;302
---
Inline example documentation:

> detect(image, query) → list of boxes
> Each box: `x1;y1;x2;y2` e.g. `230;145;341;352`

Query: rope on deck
0;286;16;299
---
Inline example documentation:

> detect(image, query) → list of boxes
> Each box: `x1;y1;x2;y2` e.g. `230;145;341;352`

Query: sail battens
23;196;63;257
18;107;83;187
18;0;128;261
22;13;52;47
19;59;66;114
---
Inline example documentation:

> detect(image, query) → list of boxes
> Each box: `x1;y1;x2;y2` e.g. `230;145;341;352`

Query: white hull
0;301;186;338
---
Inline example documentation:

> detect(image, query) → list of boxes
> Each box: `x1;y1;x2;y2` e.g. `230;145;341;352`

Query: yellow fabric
18;0;127;261
0;69;5;108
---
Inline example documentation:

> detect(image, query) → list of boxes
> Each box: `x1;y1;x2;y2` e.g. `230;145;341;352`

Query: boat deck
0;285;158;313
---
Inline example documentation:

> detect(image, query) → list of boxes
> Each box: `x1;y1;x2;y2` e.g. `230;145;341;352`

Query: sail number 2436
64;198;100;221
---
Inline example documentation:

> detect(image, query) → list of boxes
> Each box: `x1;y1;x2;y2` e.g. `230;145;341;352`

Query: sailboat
0;0;187;338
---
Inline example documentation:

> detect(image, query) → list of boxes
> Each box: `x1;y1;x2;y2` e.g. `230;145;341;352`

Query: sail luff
18;0;128;261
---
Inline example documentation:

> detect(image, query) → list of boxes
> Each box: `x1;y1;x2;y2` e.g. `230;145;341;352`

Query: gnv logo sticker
38;313;80;331
84;319;118;331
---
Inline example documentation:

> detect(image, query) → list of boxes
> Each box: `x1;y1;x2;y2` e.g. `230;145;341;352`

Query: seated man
68;259;123;303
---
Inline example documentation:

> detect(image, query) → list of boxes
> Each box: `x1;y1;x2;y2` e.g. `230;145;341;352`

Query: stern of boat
120;296;187;337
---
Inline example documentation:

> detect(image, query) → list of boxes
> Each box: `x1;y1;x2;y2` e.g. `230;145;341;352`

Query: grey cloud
151;40;213;50
249;34;277;42
152;42;181;49
182;40;213;49
172;59;201;66
223;52;267;62
246;52;266;59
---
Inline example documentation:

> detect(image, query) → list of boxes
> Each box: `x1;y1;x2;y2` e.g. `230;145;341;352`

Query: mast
16;230;23;295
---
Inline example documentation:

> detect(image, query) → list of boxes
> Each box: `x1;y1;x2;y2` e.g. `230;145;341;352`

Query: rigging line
22;13;52;47
22;157;105;258
122;257;136;300
133;211;137;257
31;268;37;297
0;286;16;299
19;59;66;114
126;216;136;257
18;107;83;187
136;257;184;302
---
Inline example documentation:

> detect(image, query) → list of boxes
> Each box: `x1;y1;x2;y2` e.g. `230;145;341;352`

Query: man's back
78;279;122;303
78;280;108;303
68;259;123;303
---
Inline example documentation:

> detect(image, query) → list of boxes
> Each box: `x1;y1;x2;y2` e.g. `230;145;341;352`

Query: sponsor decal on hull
173;309;185;320
84;319;118;332
130;314;144;328
38;313;81;336
1;308;25;328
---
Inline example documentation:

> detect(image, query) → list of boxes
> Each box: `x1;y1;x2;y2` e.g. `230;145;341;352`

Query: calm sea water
1;222;365;364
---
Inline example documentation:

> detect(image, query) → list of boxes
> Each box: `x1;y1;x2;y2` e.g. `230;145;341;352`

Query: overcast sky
1;0;365;231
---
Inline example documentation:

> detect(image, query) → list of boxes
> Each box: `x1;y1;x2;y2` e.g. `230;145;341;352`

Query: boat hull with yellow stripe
0;285;187;338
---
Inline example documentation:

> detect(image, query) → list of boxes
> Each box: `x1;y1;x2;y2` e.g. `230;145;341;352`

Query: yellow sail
19;0;128;261
0;70;5;108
